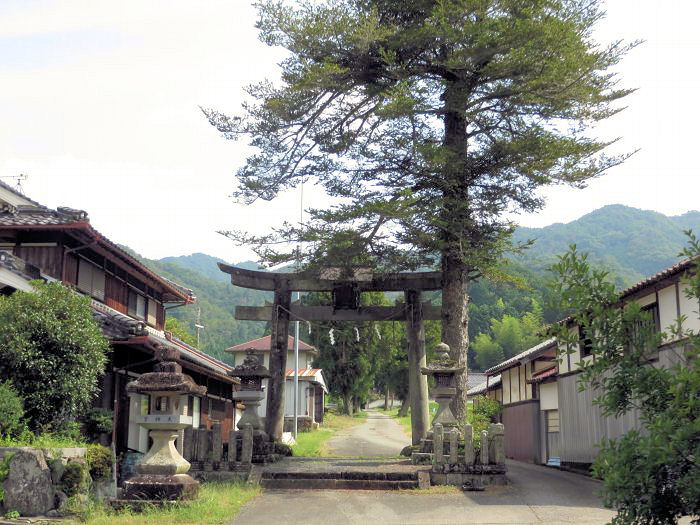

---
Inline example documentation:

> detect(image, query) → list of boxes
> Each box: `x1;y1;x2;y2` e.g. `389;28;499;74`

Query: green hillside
128;205;698;366
511;205;700;286
121;249;270;364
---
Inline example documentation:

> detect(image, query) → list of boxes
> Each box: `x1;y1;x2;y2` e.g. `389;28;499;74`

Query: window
579;325;593;358
128;290;146;320
77;259;105;301
641;302;661;333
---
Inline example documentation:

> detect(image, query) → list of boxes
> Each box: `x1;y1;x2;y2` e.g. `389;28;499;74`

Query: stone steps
260;470;428;491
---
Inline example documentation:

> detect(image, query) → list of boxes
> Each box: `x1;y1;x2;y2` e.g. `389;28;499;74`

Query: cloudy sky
1;1;699;263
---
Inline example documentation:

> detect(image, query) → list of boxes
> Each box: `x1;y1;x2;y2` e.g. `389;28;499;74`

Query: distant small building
227;335;327;427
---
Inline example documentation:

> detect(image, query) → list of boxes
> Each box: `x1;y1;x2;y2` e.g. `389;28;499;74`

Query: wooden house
468;256;698;468
227;335;327;429
0;181;239;456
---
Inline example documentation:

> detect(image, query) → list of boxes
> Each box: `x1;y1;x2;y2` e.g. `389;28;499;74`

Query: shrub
60;461;90;497
0;281;110;431
0;382;25;438
82;409;113;442
86;445;113;481
466;396;502;450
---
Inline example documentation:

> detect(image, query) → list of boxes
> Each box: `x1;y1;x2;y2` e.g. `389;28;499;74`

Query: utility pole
194;307;204;347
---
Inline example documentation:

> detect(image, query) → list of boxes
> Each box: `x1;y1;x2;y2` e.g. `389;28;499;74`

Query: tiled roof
226;335;317;354
0;187;194;303
92;299;232;377
484;338;557;376
467;372;487;390
527;366;558;384
620;256;698;299
467;375;501;396
285;368;327;392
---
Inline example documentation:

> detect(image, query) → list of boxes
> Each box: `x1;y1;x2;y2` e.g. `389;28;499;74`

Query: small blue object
547;456;561;467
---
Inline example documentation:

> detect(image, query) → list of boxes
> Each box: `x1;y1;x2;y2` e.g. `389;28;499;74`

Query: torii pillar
266;289;291;440
219;264;442;444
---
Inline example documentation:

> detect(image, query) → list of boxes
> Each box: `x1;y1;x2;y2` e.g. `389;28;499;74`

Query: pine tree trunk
384;386;390;410
440;78;470;422
441;253;469;421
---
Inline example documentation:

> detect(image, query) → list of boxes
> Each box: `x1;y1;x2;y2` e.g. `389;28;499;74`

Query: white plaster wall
679;285;700;333
502;369;511;404
540;382;558;411
636;292;657;307
658;285;678;338
510;366;519;402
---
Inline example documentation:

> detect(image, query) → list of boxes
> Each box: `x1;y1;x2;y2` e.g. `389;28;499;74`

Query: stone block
3;449;54;516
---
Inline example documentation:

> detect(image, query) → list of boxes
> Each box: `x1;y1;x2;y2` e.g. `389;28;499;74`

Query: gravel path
325;409;410;457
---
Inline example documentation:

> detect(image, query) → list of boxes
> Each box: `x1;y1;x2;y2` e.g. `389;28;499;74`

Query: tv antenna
0;174;28;194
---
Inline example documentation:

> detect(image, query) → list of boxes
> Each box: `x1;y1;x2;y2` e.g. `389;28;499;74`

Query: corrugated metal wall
558;374;641;464
557;343;688;464
502;400;541;463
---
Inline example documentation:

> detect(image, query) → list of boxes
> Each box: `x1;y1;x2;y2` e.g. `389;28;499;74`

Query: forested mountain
120;249;270;364
127;205;699;368
511;205;700;286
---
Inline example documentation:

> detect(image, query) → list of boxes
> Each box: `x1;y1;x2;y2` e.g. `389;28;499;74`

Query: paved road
232;461;619;524
325;409;410;457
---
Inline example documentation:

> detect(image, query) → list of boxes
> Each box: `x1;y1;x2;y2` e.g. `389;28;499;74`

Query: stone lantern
421;342;465;430
124;346;206;501
229;351;270;433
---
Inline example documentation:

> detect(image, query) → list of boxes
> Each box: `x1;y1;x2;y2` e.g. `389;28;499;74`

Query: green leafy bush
0;281;110;431
466;396;501;450
82;409;113;442
0;381;25;438
60;461;90;497
86;445;113;481
0;453;15;506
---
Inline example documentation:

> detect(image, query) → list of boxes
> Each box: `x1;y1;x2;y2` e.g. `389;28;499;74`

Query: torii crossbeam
219;264;443;445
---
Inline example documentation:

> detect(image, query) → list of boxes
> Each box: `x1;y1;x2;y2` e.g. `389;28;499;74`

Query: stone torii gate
218;264;443;445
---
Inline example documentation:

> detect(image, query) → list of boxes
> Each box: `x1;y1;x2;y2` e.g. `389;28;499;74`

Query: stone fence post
183;427;194;462
488;423;505;465
241;424;253;465
449;430;458;465
433;423;444;465
463;424;474;465
212;423;222;463
480;430;489;465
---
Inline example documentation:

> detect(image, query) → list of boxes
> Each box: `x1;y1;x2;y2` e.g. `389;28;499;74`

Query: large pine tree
204;0;634;418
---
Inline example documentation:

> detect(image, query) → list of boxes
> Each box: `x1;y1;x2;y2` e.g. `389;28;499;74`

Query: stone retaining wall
0;447;116;518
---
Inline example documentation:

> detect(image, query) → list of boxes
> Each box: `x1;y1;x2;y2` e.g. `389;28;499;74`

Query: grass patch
68;482;260;525
291;410;367;457
0;432;87;449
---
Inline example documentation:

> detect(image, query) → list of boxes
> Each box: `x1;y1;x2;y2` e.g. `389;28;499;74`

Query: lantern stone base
123;473;199;501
